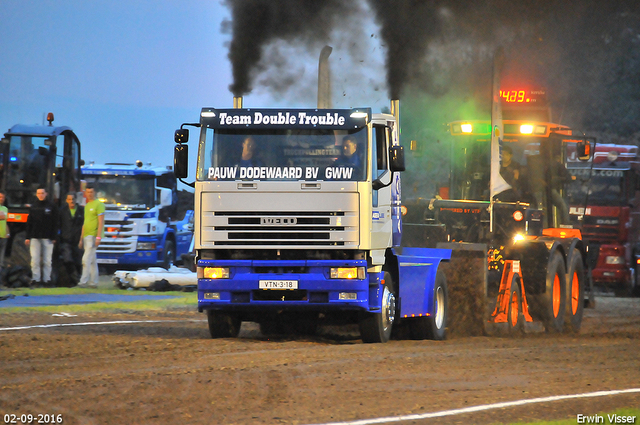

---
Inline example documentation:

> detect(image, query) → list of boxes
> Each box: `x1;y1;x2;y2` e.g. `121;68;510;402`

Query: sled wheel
565;249;585;332
507;275;524;335
359;272;396;343
409;270;448;340
530;251;566;333
207;310;241;338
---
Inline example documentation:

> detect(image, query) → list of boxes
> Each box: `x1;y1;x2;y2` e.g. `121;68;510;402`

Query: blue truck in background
81;162;193;270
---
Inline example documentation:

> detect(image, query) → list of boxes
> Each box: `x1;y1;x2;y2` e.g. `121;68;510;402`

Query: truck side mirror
390;146;405;172
576;139;591;161
175;129;189;144
158;187;173;208
174;144;188;179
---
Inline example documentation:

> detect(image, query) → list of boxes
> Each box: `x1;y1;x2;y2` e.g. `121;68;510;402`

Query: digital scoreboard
499;89;547;105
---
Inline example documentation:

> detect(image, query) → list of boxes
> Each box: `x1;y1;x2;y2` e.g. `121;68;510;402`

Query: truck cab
81;162;193;269
175;105;452;342
566;144;640;295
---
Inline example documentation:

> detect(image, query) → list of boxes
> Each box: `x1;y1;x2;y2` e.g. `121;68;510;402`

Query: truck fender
367;270;386;312
160;229;175;253
391;247;451;318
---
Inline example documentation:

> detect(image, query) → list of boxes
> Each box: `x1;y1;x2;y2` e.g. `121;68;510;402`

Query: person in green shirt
0;191;9;281
78;186;105;288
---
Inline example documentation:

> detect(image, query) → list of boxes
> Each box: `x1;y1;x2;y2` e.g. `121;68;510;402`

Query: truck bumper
591;267;629;285
97;250;159;266
197;259;378;313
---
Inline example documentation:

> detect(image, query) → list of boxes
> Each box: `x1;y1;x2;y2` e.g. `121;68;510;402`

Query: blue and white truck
173;100;452;343
81;162;193;269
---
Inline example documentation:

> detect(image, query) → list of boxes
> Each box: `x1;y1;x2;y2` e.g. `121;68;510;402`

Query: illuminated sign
500;89;547;105
203;108;370;130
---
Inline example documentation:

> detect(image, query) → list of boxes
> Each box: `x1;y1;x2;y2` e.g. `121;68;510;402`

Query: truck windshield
3;135;54;208
197;127;368;182
566;169;626;206
84;174;155;209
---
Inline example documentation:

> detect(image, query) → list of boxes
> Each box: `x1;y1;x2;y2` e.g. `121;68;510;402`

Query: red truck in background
566;144;640;296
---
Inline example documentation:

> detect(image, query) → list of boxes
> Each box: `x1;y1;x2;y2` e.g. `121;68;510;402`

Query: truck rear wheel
359;272;396;343
565;249;585;332
529;251;566;333
409;270;448;340
207;310;241;338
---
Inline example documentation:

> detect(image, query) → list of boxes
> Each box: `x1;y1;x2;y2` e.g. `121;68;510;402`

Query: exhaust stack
317;45;333;109
390;99;400;127
233;96;243;109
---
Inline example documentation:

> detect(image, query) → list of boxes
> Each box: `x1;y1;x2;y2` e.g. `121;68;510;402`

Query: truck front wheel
162;240;175;270
359;272;396;343
207;310;241;338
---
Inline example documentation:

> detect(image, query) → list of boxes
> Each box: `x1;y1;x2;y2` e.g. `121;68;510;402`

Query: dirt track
0;296;639;425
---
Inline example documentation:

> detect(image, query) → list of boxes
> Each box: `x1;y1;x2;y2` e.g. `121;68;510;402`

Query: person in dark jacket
25;187;58;287
59;193;84;286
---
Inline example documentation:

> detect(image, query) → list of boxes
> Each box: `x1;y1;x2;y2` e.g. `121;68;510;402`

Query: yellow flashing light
200;267;230;279
461;123;473;133
330;267;366;280
520;124;534;134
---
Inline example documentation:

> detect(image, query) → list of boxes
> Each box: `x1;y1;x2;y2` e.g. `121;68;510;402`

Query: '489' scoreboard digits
500;88;551;122
499;88;547;104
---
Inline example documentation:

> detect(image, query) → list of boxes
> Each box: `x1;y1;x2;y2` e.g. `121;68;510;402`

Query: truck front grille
203;211;357;248
98;219;137;253
200;190;359;249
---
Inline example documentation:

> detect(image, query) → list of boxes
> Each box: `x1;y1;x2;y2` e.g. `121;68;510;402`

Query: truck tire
207;310;241;338
359;272;396;343
506;275;524;335
409;269;448;340
7;231;30;268
529;251;566;333
634;264;640;297
162;240;175;270
565;249;585;332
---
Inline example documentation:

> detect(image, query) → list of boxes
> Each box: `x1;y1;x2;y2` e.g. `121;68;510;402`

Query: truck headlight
330;267;365;279
198;267;230;279
136;242;156;250
605;256;624;265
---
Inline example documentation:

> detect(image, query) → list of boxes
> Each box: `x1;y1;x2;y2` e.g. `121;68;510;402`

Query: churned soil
0;296;639;425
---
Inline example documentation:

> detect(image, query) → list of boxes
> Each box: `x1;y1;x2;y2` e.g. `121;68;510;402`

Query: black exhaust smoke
222;0;640;136
223;0;351;97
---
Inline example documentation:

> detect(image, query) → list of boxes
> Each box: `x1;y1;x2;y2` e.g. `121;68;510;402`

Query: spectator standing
59;193;84;286
0;191;9;284
25;187;57;287
78;186;105;288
